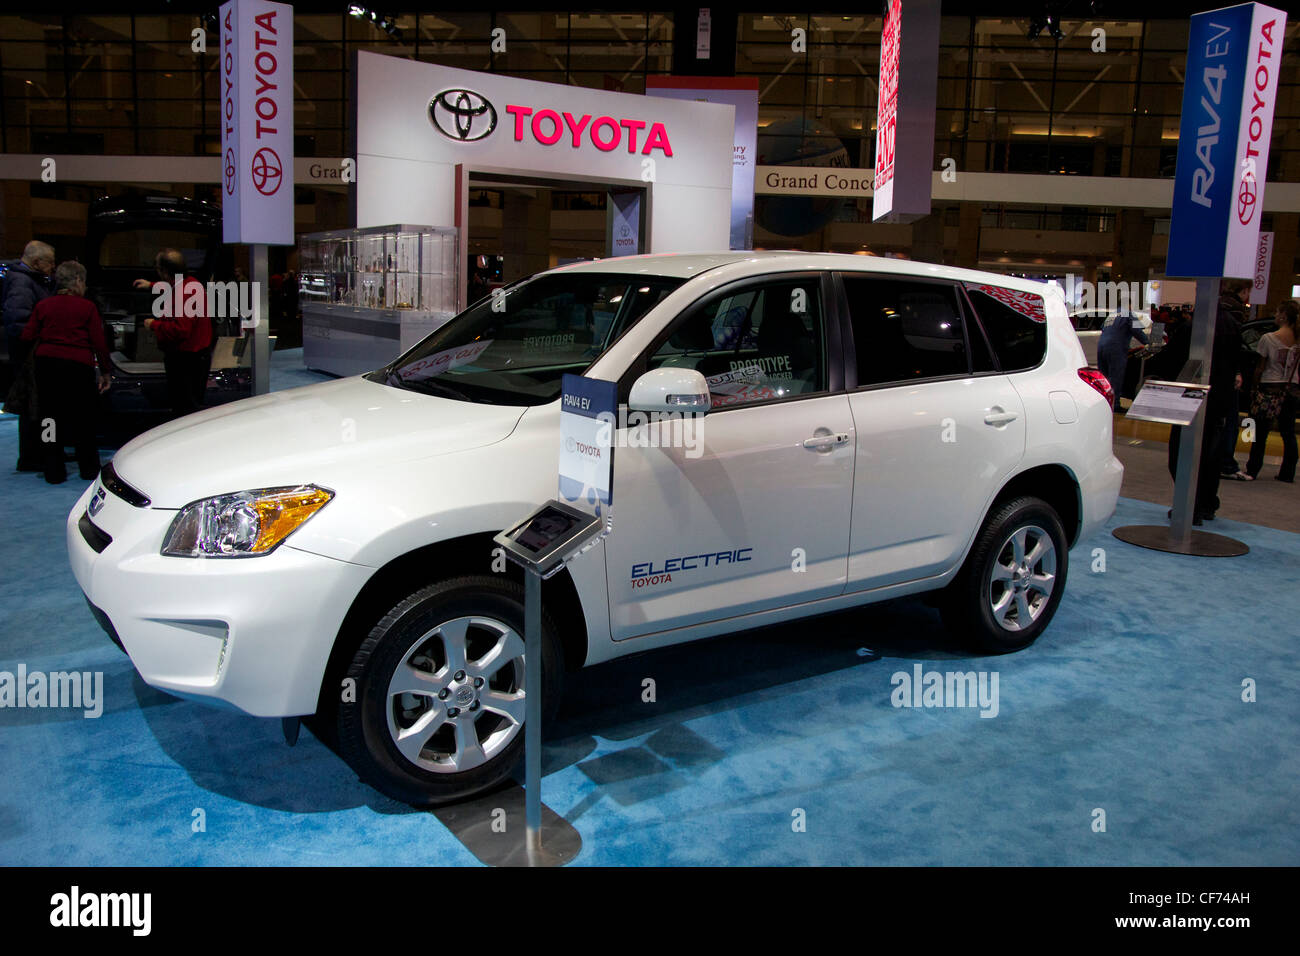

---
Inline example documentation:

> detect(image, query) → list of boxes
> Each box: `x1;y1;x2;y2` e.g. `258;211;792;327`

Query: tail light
1078;367;1114;407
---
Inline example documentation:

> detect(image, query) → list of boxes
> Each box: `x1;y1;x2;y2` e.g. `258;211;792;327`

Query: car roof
549;250;1060;297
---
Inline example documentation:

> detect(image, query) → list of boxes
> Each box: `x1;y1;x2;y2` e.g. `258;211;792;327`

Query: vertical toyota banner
607;190;642;257
647;77;757;250
872;0;940;223
220;0;295;244
558;374;616;513
1166;3;1287;278
1250;232;1274;305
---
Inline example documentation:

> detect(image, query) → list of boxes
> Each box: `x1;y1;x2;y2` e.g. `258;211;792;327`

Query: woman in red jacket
21;261;112;484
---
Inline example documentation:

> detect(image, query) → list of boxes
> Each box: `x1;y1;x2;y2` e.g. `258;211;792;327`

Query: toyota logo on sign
251;147;284;196
224;147;237;196
1237;173;1258;225
429;89;497;142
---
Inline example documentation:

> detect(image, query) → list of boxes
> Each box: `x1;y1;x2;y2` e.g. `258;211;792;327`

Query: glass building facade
2;8;1297;288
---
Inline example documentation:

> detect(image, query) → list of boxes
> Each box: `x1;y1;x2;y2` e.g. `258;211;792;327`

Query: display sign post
219;0;294;394
1115;2;1284;559
491;375;616;865
1113;280;1248;557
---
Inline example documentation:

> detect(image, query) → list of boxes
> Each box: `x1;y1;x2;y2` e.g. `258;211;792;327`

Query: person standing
21;261;111;484
1167;286;1243;523
136;249;212;417
2;240;55;471
1096;308;1148;411
1244;300;1299;483
1215;280;1250;479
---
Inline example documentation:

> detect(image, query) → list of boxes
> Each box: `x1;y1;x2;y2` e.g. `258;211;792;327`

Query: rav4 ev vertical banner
1167;3;1287;278
219;0;295;245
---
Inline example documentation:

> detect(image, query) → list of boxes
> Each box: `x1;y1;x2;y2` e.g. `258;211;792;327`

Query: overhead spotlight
1045;15;1064;40
200;12;218;34
1027;16;1045;40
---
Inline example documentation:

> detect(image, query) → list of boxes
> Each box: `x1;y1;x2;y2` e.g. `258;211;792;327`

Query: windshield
370;272;683;405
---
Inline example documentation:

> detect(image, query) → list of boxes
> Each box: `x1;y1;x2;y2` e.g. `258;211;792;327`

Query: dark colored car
85;195;252;443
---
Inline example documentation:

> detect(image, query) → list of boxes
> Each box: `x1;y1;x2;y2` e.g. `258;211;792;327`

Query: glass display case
298;224;459;376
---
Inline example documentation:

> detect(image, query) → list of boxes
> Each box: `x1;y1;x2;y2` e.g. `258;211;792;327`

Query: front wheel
337;576;562;807
941;496;1068;653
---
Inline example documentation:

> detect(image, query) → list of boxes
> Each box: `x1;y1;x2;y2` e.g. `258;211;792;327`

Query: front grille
101;461;150;508
78;512;112;553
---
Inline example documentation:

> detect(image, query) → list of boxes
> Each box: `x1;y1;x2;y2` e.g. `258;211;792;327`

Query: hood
112;376;527;507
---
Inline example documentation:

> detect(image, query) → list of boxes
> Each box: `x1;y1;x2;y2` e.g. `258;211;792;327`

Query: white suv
68;252;1122;806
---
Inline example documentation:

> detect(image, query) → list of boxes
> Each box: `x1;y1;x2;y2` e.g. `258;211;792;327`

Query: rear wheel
941;496;1068;653
337;576;562;806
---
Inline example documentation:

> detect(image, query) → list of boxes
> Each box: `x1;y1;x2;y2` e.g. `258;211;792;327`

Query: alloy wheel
384;616;526;773
988;524;1057;632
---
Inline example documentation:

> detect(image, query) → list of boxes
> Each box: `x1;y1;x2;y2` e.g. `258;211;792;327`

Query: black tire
337;575;563;807
941;496;1069;654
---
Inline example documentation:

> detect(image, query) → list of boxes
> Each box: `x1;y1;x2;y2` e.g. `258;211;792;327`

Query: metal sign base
1112;524;1248;557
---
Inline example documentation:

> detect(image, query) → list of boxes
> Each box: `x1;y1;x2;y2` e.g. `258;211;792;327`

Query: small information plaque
1125;380;1209;427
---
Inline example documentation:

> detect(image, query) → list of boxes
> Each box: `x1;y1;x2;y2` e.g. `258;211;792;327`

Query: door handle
983;407;1019;427
802;430;850;450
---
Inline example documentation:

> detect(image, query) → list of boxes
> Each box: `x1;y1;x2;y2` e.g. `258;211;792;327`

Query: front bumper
67;479;373;717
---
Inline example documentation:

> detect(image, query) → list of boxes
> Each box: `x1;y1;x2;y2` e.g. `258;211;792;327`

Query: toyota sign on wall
219;0;295;245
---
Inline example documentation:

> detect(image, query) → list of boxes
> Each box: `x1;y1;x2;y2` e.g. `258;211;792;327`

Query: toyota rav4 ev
69;252;1122;806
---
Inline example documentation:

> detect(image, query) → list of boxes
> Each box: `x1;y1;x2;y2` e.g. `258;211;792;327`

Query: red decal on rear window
967;284;1047;323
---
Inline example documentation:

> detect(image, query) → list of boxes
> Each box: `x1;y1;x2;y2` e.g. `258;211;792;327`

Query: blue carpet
1;360;1297;865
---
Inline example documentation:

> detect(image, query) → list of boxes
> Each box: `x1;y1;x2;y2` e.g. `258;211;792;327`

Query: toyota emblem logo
1236;174;1257;225
88;486;107;518
250;147;283;196
224;147;237;195
429;89;497;142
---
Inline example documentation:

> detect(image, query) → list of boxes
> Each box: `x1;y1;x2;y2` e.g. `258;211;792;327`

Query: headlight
162;485;334;558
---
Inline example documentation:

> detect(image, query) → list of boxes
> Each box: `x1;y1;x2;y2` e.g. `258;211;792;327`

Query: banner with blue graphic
1167;3;1288;278
558;374;616;512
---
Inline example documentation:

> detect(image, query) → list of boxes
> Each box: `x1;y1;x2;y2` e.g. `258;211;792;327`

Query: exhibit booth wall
354;52;735;268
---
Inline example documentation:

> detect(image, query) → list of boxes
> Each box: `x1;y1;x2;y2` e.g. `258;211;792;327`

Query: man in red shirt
137;248;213;417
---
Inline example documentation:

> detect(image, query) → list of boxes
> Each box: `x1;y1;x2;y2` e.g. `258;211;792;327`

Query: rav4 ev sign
1167;2;1287;279
219;0;294;245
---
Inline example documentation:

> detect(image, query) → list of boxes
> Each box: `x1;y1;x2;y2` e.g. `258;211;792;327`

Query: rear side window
964;283;1048;372
842;276;970;386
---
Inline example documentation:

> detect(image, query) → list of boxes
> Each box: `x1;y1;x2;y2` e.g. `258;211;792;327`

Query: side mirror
629;367;711;415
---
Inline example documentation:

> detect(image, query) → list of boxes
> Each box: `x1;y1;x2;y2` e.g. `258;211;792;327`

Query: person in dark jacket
136;248;213;417
1215;281;1251;479
21;261;112;484
1097;310;1149;411
1167;286;1244;523
3;240;55;471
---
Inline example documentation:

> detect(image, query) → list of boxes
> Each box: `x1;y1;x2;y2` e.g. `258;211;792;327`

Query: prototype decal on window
521;332;576;352
630;547;753;588
965;284;1047;323
704;362;795;408
397;339;493;382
